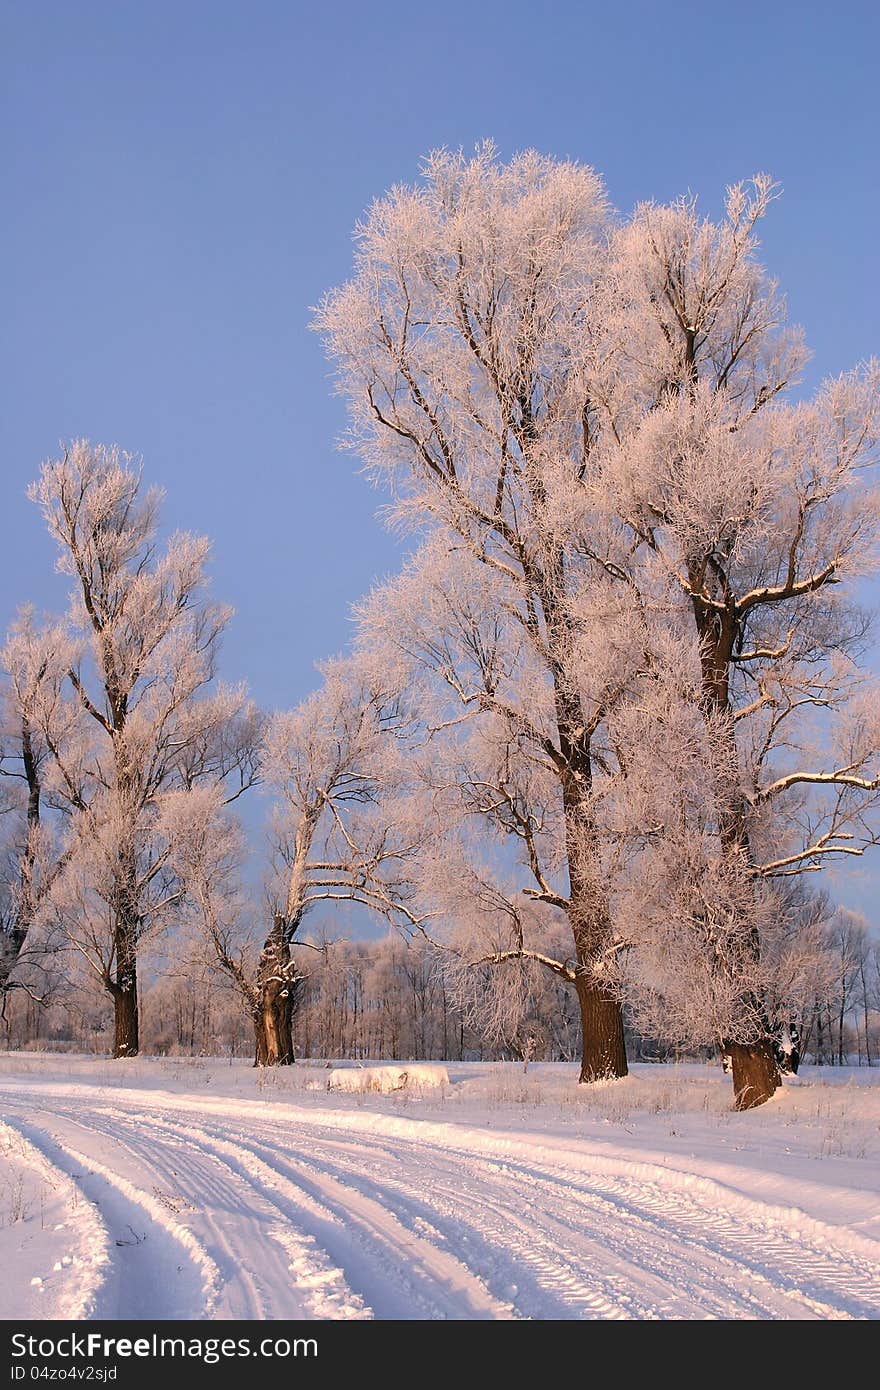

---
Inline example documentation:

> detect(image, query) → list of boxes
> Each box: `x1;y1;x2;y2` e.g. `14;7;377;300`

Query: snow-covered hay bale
327;1064;449;1094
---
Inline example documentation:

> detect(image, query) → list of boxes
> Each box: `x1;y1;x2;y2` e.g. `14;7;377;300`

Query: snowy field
1;1054;878;1321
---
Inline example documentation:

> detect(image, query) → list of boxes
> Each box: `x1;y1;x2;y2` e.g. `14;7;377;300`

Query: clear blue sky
2;1;878;910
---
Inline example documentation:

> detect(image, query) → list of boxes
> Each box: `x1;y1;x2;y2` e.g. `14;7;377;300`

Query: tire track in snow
420;1141;880;1319
59;1101;850;1321
160;1106;880;1320
72;1105;511;1320
174;1119;642;1319
186;1117;844;1320
0;1119;110;1319
4;1084;879;1320
238;1104;880;1319
5;1114;216;1320
66;1110;372;1319
6;1102;364;1320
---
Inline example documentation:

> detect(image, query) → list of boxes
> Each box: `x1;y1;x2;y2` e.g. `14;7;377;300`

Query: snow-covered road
2;1069;879;1321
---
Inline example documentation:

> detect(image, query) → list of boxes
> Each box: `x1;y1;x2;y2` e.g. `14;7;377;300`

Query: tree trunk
111;867;140;1057
576;975;628;1082
253;988;294;1066
691;608;788;1109
539;546;629;1085
1;716;44;997
253;913;296;1066
112;980;139;1058
558;733;628;1083
726;1039;780;1110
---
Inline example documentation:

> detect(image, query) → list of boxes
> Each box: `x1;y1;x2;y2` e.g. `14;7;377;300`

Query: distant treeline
4;927;878;1067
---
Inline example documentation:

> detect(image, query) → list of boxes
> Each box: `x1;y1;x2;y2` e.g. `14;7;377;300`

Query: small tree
0;656;57;1006
175;659;426;1065
0;616;61;1001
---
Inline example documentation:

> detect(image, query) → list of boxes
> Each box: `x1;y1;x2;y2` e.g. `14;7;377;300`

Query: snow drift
326;1064;450;1094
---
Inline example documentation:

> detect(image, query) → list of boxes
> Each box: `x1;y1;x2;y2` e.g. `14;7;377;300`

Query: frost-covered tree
585;183;880;1104
259;658;424;1063
173;659;426;1065
356;533;654;1083
319;147;880;1105
823;909;872;1065
318;146;643;1081
15;442;259;1056
0;615;62;1000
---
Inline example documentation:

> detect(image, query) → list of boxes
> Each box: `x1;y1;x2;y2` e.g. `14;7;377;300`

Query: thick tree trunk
556;706;628;1083
111;865;140;1057
110;915;139;1058
536;544;628;1085
564;816;628;1083
576;975;628;1082
112;981;139;1058
726;1039;780;1110
691;610;791;1110
253;914;296;1066
253;989;294;1066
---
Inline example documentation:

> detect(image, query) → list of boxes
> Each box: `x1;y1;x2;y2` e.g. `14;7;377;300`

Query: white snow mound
327;1064;449;1094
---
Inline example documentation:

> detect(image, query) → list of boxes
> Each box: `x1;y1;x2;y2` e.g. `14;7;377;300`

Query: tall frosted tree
16;442;258;1056
587;183;880;1105
318;147;639;1081
319;147;880;1103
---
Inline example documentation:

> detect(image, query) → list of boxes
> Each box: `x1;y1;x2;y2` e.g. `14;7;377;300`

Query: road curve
2;1081;878;1320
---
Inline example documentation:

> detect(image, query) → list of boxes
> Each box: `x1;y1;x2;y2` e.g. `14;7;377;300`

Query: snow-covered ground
1;1054;878;1320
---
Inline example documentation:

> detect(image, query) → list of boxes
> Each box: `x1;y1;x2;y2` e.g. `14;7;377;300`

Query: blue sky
2;0;878;910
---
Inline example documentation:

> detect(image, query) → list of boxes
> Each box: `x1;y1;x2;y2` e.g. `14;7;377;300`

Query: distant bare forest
4;923;877;1068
